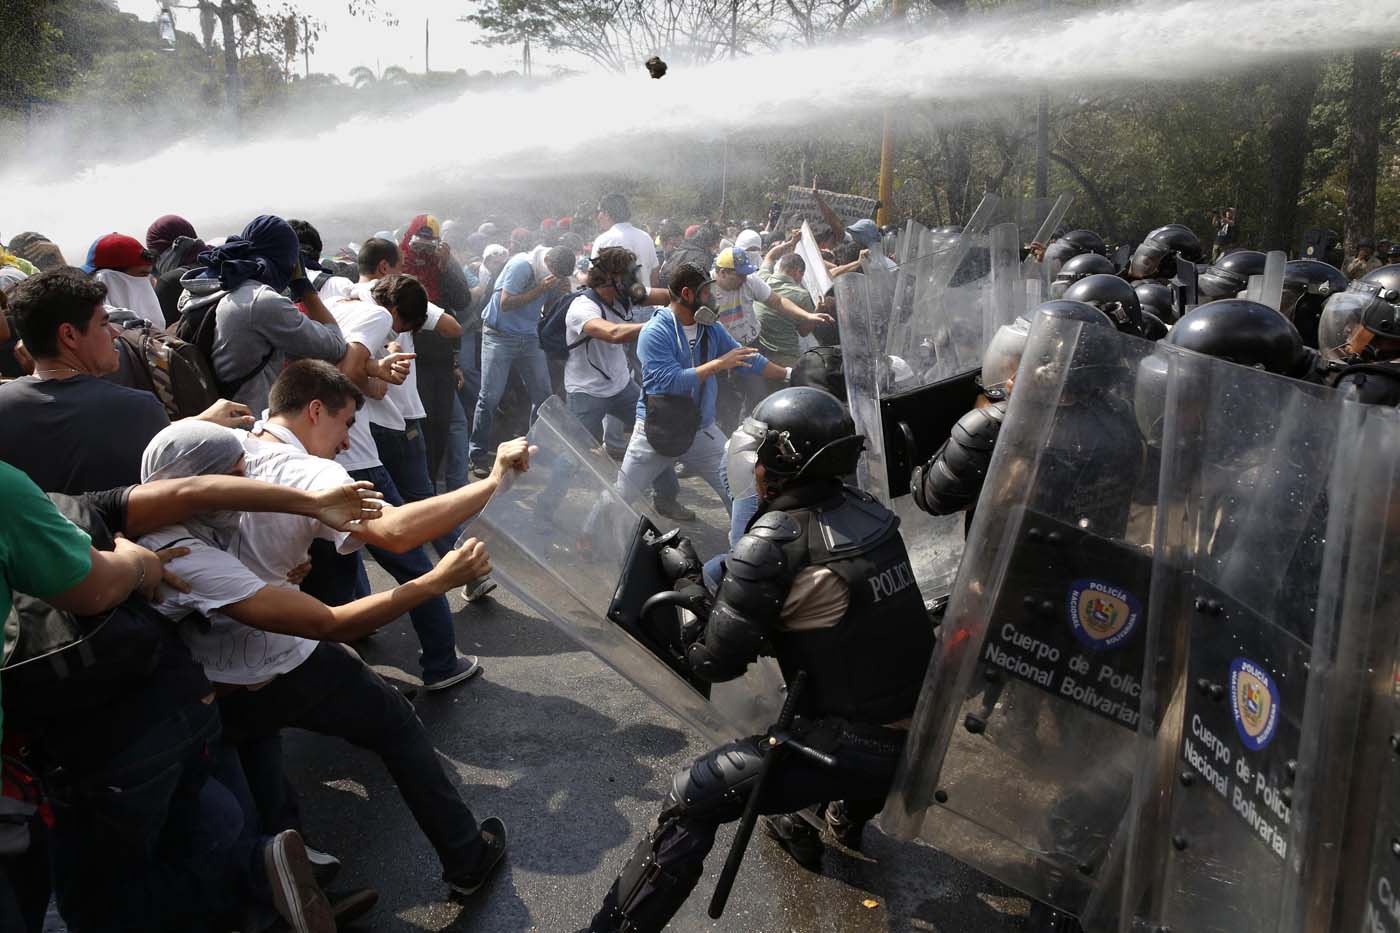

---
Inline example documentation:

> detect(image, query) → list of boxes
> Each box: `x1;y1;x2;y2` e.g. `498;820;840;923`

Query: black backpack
539;288;595;360
111;316;221;419
1;495;166;729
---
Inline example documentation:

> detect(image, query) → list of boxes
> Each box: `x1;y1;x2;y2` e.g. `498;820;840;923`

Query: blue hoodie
636;307;769;430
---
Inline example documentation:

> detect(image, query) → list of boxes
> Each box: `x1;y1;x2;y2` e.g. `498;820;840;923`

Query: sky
115;0;546;78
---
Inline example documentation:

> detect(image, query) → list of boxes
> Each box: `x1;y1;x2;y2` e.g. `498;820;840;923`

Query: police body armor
694;482;932;725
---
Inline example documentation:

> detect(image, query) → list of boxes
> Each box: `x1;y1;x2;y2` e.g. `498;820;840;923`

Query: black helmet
1140;310;1169;341
1058;229;1107;256
1281;259;1347;348
1051;253;1117;297
1062;273;1144;336
1044;240;1082;268
790;345;846;400
1198;250;1268;300
1167;299;1309;376
1318;264;1400;362
747;387;863;490
1134;282;1177;323
981;300;1115;395
1129;223;1203;280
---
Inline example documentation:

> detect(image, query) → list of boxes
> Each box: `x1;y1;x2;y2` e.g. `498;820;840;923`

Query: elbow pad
912;402;1005;516
687;511;800;682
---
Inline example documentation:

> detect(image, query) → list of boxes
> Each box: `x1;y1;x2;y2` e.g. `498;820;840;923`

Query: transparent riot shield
796;221;832;303
1117;348;1354;933
1276;400;1400;933
880;314;1163;927
470;396;785;744
836;271;968;603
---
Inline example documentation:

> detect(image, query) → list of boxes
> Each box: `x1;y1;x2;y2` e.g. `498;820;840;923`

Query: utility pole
1033;0;1050;199
522;38;532;76
303;15;309;77
425;18;431;73
875;0;906;226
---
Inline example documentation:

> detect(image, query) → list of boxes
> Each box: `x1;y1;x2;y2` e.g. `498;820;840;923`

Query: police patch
1066;578;1141;651
1230;657;1280;751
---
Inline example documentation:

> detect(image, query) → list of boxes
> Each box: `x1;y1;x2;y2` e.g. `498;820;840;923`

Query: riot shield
470;396;785;744
796;221;833;303
1117;348;1356;933
1277;399;1400;933
881;314;1163;927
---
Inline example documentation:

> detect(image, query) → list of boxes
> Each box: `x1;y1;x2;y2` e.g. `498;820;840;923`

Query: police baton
708;671;837;919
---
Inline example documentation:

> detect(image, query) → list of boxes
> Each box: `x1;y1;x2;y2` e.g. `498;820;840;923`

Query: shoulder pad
746;509;802;544
727;532;790;582
949;401;1007;451
813;489;897;557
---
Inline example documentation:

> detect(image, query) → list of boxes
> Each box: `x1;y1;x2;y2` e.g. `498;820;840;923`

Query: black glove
674;581;711;647
658;535;703;584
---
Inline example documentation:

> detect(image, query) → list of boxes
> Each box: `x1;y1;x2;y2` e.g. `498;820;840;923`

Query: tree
463;0;766;72
1343;48;1383;257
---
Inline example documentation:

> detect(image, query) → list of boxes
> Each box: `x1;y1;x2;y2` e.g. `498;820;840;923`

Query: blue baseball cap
846;218;882;248
714;246;757;276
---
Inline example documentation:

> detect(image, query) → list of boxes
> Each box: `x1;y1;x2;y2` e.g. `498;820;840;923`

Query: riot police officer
1062;273;1145;336
910;300;1116;522
1050;252;1117;298
1319;264;1400;404
1126;223;1203;283
1167;298;1321;379
584;387;934;932
1281;258;1348;350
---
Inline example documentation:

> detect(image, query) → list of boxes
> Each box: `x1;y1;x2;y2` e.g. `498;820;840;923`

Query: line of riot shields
874;306;1400;932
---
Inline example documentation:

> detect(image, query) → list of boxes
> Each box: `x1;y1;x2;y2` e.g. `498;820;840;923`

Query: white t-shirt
328;296;396;471
592;222;658;290
386;301;446;423
713;273;772;345
564;292;633;397
141;526;314;686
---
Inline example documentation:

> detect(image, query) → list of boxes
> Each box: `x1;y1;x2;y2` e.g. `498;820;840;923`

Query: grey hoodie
179;272;346;416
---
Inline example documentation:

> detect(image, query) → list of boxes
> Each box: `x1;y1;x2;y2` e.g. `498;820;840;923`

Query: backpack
1;495;166;729
538;288;593;360
112;316;221;419
173;287;273;399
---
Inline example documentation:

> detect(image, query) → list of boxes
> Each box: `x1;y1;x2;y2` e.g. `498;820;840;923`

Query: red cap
684;224;701;239
540;217;557;230
89;233;155;272
557;216;573;230
510;226;531;240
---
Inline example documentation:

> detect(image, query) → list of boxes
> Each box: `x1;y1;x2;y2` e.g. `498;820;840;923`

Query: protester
0;269;249;493
593;193;660;288
469;243;574;478
83;233;165;328
177;215;347;416
146;214;207;326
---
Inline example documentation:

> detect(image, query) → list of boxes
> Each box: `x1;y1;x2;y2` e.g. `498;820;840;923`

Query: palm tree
349;64;377;89
381;65;415;88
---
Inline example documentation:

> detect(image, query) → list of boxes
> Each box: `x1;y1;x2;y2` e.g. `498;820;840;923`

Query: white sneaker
462;577;498;603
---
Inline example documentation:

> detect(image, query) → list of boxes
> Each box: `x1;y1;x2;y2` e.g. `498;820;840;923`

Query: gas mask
616;263;649;308
678;280;718;325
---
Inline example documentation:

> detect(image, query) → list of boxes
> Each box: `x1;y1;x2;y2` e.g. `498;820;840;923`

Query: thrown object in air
645;56;668;79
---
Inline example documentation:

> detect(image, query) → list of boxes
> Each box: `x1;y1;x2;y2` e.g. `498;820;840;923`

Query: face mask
686;285;718;325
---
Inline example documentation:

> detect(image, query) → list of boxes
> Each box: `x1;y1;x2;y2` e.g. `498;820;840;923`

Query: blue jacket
636;307;769;429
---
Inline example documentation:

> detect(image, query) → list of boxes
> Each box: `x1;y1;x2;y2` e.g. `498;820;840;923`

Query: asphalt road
283;472;1036;933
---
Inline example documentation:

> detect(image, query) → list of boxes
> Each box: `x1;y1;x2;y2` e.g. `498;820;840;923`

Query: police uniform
587;478;933;932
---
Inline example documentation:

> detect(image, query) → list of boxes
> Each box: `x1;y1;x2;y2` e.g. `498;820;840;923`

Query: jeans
49;700;266;932
470;329;552;469
300;464;460;680
566;382;639;445
369;422;458;558
618;420;729;513
457;331;482;433
445;394;473;493
218;642;486;878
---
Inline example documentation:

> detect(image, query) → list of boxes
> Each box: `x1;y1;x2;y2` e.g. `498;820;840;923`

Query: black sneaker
471;463;492;480
761;813;824;872
652;498;697;522
264;830;335;933
445;817;508;897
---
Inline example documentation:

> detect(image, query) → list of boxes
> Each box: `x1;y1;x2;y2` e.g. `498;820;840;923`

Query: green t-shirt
0;462;93;738
756;268;815;366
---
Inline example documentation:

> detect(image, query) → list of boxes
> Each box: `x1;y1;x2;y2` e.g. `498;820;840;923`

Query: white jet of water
5;0;1398;255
